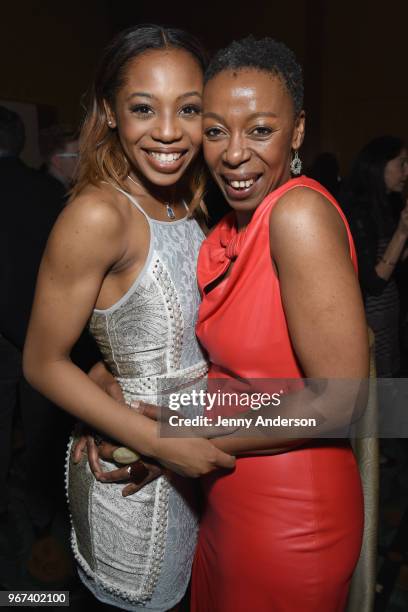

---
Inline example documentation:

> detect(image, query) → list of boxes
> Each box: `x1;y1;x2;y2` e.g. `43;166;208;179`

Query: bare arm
23;192;234;477
375;201;408;279
23;196;159;451
212;187;369;455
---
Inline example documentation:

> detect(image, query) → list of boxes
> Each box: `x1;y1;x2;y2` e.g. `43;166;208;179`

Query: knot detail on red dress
219;226;247;261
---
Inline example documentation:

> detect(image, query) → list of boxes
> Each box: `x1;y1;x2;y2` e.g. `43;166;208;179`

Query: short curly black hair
205;35;303;115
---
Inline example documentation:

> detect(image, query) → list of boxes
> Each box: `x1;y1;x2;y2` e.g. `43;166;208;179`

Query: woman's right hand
397;202;408;236
154;435;236;478
134;402;236;477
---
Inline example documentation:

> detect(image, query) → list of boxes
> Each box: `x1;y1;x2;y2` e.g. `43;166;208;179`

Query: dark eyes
204;127;224;139
129;104;201;117
180;104;202;116
204;126;274;139
251;126;273;136
130;104;153;115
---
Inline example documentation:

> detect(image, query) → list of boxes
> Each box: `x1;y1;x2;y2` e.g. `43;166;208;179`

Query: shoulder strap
111;184;149;219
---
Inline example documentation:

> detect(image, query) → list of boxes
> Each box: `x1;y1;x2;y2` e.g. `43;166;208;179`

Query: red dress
191;177;364;612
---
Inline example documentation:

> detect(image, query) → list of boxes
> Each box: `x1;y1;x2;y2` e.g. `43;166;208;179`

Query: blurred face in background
384;148;408;193
52;139;79;186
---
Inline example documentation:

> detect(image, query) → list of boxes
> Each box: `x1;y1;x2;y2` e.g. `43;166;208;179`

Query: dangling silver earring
290;150;302;175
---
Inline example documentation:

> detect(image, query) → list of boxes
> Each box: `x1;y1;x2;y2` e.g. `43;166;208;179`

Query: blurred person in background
0;106;73;583
342;136;408;378
39;125;79;194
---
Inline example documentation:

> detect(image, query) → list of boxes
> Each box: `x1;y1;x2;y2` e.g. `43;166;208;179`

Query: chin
219;186;265;212
139;166;184;188
150;173;184;187
227;199;262;212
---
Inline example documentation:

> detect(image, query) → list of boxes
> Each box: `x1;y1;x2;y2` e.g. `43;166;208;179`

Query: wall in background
316;0;408;172
1;0;407;174
0;1;111;128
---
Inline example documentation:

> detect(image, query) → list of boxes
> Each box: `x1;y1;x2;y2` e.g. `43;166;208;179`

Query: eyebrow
126;92;154;101
203;111;278;121
177;91;202;100
126;90;202;102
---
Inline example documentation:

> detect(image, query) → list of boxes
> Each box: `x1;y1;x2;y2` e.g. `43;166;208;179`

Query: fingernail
130;400;142;412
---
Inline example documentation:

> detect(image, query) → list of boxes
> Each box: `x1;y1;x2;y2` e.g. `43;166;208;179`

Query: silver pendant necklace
127;174;176;220
165;203;176;219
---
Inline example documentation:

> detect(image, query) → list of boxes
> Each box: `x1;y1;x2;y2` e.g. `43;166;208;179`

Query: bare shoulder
59;183;127;237
45;183;130;267
269;185;348;247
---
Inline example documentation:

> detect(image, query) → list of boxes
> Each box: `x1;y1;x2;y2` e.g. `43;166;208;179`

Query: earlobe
103;100;117;129
292;110;306;149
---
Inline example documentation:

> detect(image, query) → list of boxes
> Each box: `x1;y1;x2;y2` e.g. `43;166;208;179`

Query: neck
128;169;188;207
235;210;255;230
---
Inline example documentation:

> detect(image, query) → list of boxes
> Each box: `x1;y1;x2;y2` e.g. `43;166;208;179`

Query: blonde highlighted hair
71;24;209;215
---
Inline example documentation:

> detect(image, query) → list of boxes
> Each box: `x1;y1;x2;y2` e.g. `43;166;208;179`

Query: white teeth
230;178;255;189
149;151;182;162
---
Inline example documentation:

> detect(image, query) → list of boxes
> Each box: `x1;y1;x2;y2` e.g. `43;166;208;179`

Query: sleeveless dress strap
111;185;149;219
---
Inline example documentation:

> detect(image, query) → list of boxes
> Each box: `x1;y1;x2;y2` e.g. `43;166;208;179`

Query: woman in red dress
75;35;368;612
190;36;368;612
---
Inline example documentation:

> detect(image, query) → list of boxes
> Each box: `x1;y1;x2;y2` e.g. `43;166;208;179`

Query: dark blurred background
1;0;407;171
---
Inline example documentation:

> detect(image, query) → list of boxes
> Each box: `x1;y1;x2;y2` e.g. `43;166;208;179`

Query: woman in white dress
23;24;234;611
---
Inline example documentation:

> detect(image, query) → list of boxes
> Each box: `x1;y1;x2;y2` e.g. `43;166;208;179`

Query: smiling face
105;48;203;189
203;69;305;214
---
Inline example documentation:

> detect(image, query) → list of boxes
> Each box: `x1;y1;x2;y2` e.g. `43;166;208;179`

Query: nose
223;133;250;167
151;112;183;143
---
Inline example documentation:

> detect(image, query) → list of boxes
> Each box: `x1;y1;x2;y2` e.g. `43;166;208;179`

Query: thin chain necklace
127;174;176;220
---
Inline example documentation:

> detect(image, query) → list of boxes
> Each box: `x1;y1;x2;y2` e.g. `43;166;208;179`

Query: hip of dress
192;441;364;612
65;434;199;611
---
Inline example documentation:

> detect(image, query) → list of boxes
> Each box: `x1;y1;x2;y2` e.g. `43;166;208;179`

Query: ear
291;110;305;150
103;99;117;129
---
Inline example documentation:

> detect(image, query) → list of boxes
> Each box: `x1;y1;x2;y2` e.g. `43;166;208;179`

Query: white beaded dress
65;188;207;611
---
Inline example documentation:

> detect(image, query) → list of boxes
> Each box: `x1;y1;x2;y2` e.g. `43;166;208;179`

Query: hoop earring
290;150;302;175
